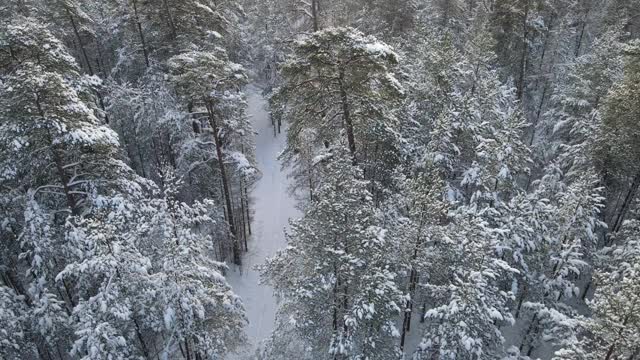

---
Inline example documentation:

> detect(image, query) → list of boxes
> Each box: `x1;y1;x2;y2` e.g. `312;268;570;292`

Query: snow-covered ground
227;87;300;358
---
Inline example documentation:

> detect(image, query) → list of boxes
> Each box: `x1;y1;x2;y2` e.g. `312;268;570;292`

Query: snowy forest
1;0;640;359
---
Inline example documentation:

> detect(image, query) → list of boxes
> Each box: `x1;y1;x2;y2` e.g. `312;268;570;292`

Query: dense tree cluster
250;0;640;359
1;0;253;358
2;0;640;359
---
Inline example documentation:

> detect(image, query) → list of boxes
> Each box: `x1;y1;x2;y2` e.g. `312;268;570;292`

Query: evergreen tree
262;148;403;359
273;27;405;199
167;47;249;265
415;206;518;359
557;219;640;359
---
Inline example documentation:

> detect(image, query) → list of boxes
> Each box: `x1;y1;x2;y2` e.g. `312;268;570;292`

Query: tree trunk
64;4;111;124
311;0;320;31
529;81;548;146
400;210;426;351
206;101;241;265
332;262;339;331
239;174;248;249
244;182;252;235
575;5;591;57
240;140;252;237
611;171;640;236
516;0;530;100
604;341;617;360
400;267;417;351
64;6;93;76
604;309;635;360
519;312;538;353
581;278;592;300
185;340;191;360
161;0;178;40
133;318;150;359
52;147;79;215
131;0;150;68
338;69;357;164
514;283;528;319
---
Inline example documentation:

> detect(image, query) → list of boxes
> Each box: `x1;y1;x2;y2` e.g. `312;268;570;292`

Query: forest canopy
1;0;640;359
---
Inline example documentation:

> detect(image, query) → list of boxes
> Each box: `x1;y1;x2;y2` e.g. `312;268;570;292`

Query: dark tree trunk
133;318;151;359
516;0;530;100
64;6;93;76
514;283;528;319
206;101;241;265
64;5;111;124
519;312;538;353
311;0;320;31
132;0;150;68
162;0;178;40
575;5;591;57
401;208;427;351
338;69;356;164
244;182;252;235
611;171;640;236
400;267;417;351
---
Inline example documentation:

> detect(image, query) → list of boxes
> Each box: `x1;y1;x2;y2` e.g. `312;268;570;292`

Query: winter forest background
1;0;640;359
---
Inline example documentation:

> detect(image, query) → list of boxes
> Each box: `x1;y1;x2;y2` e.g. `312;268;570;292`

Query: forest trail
227;87;299;357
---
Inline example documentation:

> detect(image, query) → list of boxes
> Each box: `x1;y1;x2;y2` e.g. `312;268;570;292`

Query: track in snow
227;87;299;358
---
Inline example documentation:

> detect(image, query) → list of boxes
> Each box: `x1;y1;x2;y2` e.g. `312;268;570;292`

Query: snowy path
227;87;299;358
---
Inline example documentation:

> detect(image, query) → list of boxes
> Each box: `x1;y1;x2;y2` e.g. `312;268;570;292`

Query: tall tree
273;27;404;200
262;148;403;359
167;48;248;265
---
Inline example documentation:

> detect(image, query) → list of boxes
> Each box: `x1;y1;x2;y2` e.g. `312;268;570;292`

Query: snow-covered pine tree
404;26;530;207
415;205;518;359
262;147;403;359
58;175;246;359
0;16;137;216
0;285;38;358
273;27;405;201
551;42;640;359
459;74;531;207
105;79;183;183
127;0;240;57
0;17;139;354
389;165;449;353
515;166;605;356
594;40;640;235
167;47;249;265
547;31;623;182
58;200;154;359
556;218;640;359
142;173;247;359
1;16;248;358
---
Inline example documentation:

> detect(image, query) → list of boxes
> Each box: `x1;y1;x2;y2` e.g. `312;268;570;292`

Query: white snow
227;87;300;357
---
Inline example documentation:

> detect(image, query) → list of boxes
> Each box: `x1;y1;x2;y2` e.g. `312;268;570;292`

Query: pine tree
390;165;449;353
0;17;136;216
459;74;531;206
595;40;640;234
262;148;403;359
0;286;38;358
557;219;640;359
548;31;623;180
167;47;248;265
140;172;247;358
0;17;139;355
416;206;518;359
273;27;405;199
135;0;241;56
514;165;605;356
